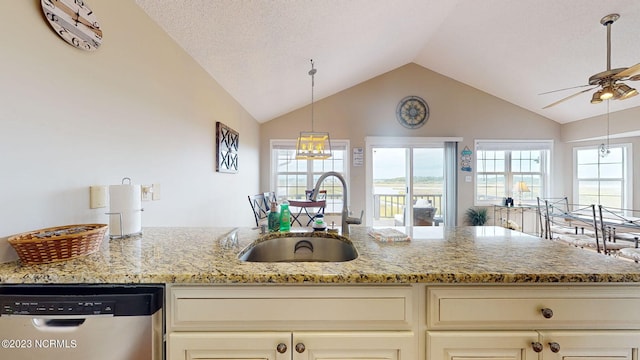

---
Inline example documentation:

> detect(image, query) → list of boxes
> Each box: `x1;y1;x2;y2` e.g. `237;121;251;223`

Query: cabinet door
292;331;414;360
427;331;539;360
539;330;640;360
168;332;290;360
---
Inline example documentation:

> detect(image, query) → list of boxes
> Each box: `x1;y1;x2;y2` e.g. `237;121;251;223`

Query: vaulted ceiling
134;0;640;124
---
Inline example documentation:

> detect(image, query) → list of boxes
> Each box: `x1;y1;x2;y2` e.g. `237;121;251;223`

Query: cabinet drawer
428;285;640;330
169;285;413;331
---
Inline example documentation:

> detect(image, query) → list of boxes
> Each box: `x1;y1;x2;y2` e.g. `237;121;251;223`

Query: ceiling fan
542;13;640;109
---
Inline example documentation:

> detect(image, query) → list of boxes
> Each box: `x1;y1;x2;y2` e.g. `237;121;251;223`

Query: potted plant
465;207;488;226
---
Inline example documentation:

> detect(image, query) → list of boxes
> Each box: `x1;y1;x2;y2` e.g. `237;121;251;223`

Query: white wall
0;1;260;261
561;105;640;143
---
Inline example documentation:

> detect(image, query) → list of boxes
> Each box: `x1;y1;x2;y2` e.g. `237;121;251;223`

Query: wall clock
41;0;103;51
396;96;429;129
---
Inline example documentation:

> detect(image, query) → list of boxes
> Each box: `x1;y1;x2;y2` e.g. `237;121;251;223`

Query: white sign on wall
353;147;364;167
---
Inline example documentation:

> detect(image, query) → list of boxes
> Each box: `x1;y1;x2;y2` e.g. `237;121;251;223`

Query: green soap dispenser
279;200;291;232
268;201;280;232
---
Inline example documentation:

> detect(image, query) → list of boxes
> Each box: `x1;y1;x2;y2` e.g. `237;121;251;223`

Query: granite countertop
0;226;639;284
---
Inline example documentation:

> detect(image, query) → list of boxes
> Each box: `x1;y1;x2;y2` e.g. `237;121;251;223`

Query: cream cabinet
428;330;640;359
167;285;416;360
167;284;640;360
538;330;639;359
169;332;290;360
170;331;414;360
426;285;640;360
428;331;539;360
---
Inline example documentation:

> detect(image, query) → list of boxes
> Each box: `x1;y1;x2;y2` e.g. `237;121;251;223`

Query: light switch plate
141;185;153;201
152;183;161;200
90;185;108;208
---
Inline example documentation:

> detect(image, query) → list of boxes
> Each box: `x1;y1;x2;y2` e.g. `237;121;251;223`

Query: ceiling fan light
623;88;639;99
590;91;603;104
616;83;638;99
600;86;614;100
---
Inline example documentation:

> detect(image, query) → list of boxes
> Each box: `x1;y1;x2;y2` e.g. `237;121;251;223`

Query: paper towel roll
109;184;142;237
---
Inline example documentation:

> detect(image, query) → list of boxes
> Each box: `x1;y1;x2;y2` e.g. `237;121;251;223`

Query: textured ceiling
134;0;640;124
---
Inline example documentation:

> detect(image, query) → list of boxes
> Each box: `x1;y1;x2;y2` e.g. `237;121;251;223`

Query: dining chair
248;193;269;227
305;189;327;201
288;190;327;226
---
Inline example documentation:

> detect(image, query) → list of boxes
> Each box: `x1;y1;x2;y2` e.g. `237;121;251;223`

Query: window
475;140;552;205
574;144;632;208
271;140;349;213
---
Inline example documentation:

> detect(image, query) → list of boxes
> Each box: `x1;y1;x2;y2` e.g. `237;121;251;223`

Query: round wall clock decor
41;0;103;51
396;96;429;129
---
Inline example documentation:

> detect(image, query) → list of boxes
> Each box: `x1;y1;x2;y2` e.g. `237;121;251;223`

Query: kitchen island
2;226;640;360
0;226;638;284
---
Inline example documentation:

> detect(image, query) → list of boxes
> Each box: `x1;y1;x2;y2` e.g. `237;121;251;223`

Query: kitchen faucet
311;171;362;236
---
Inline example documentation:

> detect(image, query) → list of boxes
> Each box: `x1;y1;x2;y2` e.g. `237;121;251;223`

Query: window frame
572;143;633;208
270;139;350;214
474;140;553;206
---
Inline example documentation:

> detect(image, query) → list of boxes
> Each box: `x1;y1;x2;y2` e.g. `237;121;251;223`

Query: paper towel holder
105;212;124;239
105;210;144;239
106;177;144;239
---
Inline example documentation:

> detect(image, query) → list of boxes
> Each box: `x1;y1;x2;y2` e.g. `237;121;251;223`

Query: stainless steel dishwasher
0;284;164;360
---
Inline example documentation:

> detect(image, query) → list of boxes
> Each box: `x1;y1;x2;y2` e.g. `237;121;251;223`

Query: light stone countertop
0;226;639;284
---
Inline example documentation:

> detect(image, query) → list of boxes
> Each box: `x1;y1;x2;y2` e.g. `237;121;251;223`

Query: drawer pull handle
531;342;543;353
549;342;561;353
541;307;554;319
295;343;306;353
276;343;287;354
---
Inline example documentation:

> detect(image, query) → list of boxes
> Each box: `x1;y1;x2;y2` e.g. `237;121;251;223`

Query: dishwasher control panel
1;301;115;316
0;285;164;317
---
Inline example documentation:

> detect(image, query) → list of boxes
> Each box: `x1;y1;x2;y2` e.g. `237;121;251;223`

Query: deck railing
373;194;443;220
287;193;442;221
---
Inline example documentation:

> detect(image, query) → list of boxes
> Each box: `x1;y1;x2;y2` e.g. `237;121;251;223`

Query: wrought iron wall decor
216;122;239;173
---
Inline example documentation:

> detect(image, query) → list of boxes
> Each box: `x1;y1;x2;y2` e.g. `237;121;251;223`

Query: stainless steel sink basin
238;233;358;262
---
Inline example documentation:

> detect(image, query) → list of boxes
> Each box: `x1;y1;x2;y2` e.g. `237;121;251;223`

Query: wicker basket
8;224;108;265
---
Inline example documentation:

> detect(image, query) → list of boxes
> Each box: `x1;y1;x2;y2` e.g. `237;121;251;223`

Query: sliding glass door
368;140;447;227
371;148;410;226
413;148;444;225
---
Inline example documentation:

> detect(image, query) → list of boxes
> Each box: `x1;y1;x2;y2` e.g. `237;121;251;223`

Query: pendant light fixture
295;59;332;160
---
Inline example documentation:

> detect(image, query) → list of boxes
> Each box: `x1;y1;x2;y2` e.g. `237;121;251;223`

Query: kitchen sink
238;233;358;262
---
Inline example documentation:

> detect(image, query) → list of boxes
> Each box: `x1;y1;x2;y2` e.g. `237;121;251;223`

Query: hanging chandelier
295;59;332;160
